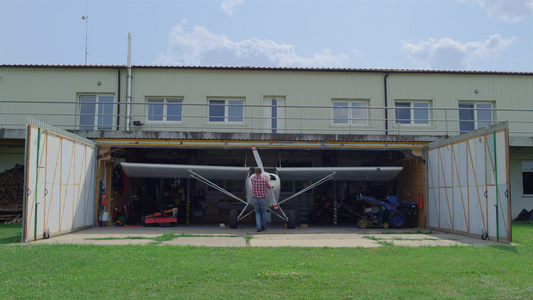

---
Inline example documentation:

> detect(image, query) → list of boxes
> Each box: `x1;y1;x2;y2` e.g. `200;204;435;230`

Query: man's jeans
253;197;267;229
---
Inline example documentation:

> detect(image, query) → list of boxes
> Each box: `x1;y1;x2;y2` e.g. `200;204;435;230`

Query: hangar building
1;65;532;242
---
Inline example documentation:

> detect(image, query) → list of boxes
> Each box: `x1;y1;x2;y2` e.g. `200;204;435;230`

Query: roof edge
1;64;532;75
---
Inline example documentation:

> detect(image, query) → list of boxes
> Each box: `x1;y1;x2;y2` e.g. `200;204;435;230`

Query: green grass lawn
1;222;532;299
0;224;22;244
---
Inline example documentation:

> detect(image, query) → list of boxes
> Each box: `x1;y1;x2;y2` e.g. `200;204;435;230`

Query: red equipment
418;193;423;209
143;208;178;226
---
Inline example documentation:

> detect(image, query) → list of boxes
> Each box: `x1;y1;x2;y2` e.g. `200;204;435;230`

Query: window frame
78;94;115;130
146;97;183;122
208;98;245;123
331;99;369;125
394;101;430;125
459;102;494;134
522;162;533;196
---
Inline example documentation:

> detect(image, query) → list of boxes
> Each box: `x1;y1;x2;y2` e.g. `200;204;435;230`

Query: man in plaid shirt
251;167;272;232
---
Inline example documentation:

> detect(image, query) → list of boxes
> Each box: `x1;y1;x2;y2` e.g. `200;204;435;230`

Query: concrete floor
27;223;509;248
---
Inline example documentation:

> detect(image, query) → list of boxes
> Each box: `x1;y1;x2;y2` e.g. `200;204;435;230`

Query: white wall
2;67;533;138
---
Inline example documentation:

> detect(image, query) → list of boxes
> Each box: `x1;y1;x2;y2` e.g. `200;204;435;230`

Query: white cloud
220;0;246;16
154;22;350;67
401;35;517;70
460;0;533;22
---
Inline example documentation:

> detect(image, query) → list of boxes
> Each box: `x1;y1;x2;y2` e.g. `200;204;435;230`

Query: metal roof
1;64;532;76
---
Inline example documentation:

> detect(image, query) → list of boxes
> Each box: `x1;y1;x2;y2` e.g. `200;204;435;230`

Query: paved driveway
29;224;508;247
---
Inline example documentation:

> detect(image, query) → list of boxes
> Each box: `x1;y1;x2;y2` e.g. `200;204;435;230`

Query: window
264;96;286;133
459;103;493;134
332;100;368;125
147;98;182;122
79;95;114;130
395;101;429;125
522;162;533;195
208;99;244;123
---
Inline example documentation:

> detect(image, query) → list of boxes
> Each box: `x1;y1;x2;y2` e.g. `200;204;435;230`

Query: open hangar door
107;147;419;228
23;120;96;242
427;122;511;242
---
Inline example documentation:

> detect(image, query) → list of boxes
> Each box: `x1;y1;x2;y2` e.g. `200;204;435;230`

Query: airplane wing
275;166;403;181
120;163;402;182
120;162;251;180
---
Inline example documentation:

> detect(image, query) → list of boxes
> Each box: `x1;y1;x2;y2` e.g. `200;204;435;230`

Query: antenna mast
82;0;89;64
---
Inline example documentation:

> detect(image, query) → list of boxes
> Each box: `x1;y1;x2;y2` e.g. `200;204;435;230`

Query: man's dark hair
255;167;262;174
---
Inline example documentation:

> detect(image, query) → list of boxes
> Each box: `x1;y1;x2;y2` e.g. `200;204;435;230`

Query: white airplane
120;147;403;229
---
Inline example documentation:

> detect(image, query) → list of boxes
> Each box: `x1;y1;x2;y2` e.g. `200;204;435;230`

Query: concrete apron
27;224;508;248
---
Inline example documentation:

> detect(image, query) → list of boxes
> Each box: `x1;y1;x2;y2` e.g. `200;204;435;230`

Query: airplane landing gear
229;209;238;229
287;210;296;229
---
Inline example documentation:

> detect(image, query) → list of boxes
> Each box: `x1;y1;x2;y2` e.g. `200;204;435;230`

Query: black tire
388;211;406;228
229;209;238;229
287;210;296;229
309;208;324;223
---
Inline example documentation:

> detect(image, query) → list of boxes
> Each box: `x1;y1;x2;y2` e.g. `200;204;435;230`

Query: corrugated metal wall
130;69;386;134
1;66;533;137
1;67;119;129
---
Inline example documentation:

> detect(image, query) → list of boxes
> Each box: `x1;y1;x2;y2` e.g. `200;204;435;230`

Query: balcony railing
1;100;531;138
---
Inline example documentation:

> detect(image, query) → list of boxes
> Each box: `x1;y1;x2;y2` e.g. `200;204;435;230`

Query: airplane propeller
252;146;264;172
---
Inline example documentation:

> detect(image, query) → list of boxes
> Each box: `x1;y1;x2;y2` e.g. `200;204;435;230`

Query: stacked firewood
0;165;24;223
0;165;24;206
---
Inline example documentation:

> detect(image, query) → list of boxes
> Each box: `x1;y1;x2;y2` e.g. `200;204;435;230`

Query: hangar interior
96;146;426;228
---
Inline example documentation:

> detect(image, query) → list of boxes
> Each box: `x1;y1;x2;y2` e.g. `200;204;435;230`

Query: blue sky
1;0;532;71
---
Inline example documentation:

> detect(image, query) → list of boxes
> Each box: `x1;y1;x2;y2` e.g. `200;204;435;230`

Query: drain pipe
493;131;500;242
116;68;121;130
384;73;389;135
126;33;132;131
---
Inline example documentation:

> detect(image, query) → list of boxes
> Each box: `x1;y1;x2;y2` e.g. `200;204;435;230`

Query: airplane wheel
388;211;406;228
358;219;368;229
287;210;296;229
229;209;238;229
